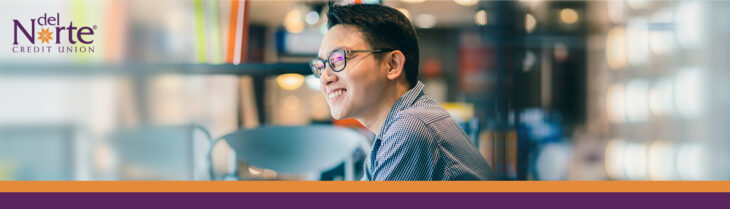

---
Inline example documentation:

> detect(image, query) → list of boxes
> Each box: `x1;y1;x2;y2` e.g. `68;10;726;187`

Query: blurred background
0;0;728;181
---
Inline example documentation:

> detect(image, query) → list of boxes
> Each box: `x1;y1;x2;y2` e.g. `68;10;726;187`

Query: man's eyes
332;56;345;62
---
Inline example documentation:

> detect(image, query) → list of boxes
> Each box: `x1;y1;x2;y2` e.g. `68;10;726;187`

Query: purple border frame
1;193;728;209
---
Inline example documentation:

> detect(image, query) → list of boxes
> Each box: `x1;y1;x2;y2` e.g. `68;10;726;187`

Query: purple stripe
0;193;728;209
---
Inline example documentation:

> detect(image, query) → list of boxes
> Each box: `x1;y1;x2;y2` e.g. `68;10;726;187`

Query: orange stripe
239;0;249;63
225;0;239;63
1;181;729;193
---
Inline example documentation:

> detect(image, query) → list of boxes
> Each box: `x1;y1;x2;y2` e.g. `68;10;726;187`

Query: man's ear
385;50;406;81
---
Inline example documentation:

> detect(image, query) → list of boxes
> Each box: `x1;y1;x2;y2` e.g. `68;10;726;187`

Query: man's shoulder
382;93;454;135
384;110;435;136
396;106;451;126
379;105;452;142
387;95;472;143
397;94;453;125
379;91;460;141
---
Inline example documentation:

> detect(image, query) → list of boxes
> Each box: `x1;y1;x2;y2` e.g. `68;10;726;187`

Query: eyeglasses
310;48;393;78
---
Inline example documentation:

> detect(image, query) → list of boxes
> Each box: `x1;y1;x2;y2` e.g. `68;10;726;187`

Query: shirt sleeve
371;114;439;181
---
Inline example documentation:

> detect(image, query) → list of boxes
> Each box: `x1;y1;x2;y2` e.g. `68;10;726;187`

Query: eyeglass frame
310;48;394;78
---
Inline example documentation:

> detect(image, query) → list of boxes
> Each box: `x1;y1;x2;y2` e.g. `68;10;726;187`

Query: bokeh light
648;140;676;180
626;17;649;67
605;139;627;180
606;83;626;123
276;73;305;91
454;0;478;7
605;27;627;70
676;2;705;49
525;13;537;33
560;8;579;24
648;78;675;117
624;142;649;180
674;67;704;119
649;9;676;55
474;10;487;26
625;79;649;123
415;14;437;29
284;9;305;33
677;143;707;180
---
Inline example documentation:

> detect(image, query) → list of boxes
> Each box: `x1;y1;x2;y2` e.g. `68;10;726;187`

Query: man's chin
330;113;344;120
329;110;347;120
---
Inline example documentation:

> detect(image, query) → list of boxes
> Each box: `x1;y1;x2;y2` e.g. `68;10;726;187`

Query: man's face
318;25;388;120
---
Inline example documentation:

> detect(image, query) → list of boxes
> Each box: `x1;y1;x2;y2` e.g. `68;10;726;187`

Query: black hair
327;3;419;88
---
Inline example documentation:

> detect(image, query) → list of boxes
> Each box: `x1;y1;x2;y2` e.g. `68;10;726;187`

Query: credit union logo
11;13;97;54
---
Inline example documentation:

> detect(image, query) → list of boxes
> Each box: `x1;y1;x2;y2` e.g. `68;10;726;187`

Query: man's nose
320;65;338;85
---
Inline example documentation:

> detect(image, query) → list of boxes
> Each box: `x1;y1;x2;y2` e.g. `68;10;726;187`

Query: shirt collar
375;81;425;138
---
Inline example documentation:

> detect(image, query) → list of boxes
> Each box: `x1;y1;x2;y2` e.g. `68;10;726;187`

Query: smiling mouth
328;89;347;100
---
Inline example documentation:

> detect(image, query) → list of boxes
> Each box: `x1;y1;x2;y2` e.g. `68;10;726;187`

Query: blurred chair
210;125;370;181
0;124;75;180
108;124;211;180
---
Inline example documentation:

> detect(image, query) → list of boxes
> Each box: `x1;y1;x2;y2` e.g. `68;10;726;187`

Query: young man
311;4;493;180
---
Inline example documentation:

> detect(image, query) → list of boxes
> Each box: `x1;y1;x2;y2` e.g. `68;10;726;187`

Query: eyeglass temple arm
346;48;394;54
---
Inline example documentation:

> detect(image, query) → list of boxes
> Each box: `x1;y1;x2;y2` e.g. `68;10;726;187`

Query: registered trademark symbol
93;25;97;30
